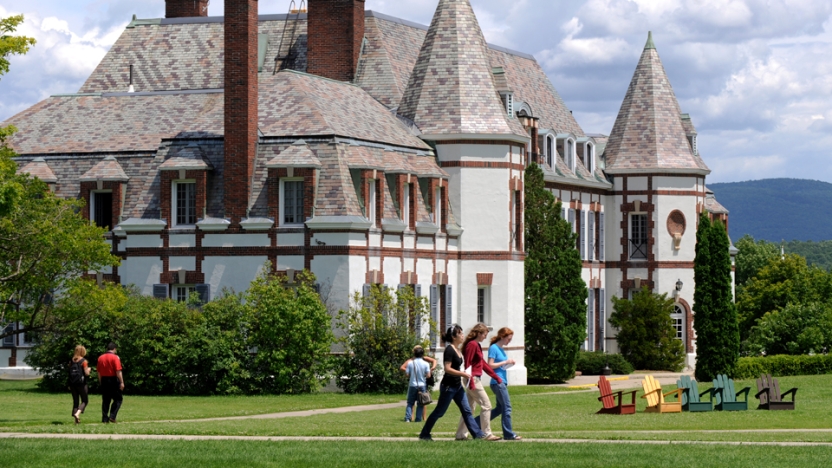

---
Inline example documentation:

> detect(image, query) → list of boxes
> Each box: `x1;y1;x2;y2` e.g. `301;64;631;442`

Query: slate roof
80;156;130;182
159;144;214;170
397;0;526;138
17;157;58;183
265;140;322;168
602;33;710;174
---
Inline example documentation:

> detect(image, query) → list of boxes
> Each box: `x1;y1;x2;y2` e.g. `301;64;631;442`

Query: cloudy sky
1;0;830;184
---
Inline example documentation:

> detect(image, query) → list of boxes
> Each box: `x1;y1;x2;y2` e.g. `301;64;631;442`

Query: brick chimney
224;0;259;225
307;0;365;82
166;0;209;18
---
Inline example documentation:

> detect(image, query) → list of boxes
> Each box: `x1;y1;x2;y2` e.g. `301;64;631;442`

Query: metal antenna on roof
128;64;135;93
273;0;305;74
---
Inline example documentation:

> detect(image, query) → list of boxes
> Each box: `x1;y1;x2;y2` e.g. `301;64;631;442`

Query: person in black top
419;325;499;441
68;345;91;424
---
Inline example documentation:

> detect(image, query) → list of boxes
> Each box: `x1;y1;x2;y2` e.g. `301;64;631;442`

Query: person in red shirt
456;323;502;440
97;342;124;423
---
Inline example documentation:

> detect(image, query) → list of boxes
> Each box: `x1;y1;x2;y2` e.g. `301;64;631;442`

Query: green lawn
2;375;831;444
2;438;832;467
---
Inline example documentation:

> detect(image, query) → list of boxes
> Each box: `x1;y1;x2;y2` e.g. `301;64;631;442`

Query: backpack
68;359;85;385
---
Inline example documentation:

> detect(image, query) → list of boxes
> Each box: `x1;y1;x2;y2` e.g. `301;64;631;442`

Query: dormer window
688;135;698;155
546;135;555;168
566;139;575;171
173;180;197;227
500;92;514;117
585;143;594;172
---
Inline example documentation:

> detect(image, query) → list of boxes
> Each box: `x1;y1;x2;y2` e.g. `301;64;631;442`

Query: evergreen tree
693;213;712;380
609;287;684;371
694;215;741;380
524;163;586;381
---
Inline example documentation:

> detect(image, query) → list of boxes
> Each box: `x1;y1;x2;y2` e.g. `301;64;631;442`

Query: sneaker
455;436;468;441
418;436;433;442
108;418;117;424
506;435;523;441
484;434;501;441
73;410;80;424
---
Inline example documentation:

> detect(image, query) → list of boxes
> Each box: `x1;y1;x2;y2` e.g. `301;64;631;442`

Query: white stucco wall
203;256;268;294
120;256;163;295
203;234;270;248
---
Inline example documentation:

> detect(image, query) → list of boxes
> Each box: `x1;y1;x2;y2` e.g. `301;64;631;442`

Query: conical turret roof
397;0;525;138
603;32;709;174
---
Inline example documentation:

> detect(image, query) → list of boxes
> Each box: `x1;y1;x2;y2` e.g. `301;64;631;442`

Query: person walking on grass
401;352;437;421
419;325;499;442
403;345;431;422
97;342;124;423
68;345;91;424
478;327;522;440
456;323;503;440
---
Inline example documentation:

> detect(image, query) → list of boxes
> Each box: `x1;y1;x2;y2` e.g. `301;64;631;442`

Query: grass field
2;374;832;467
2;438;832;468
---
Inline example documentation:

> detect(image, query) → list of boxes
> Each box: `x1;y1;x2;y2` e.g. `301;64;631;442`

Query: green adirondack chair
677;375;713;412
712;374;750;411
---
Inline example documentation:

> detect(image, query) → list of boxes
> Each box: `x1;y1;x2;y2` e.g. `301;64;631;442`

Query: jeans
405;385;426;422
101;377;123;422
419;384;483;439
485;381;517;439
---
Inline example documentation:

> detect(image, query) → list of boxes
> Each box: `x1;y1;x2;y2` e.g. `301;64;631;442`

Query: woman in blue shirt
483;327;522;440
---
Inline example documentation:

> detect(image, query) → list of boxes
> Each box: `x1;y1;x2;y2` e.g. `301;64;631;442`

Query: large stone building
2;0;730;378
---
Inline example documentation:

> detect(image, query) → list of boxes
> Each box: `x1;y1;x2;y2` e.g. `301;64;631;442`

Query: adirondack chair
755;374;797;410
596;375;637;415
640;375;682;413
676;375;713;412
712;374;750;411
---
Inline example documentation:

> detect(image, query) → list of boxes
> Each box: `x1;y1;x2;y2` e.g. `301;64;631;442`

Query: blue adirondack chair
677;375;713;412
712;374;750;411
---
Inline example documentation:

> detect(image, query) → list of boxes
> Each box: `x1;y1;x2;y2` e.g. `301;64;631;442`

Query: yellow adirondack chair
640;375;683;413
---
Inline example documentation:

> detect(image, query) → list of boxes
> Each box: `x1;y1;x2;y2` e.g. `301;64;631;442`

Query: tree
335;285;431;394
694;220;741;380
524;163;586;382
609;287;685;371
746;302;832;356
736;254;832;341
735;235;780;289
0;15;36;79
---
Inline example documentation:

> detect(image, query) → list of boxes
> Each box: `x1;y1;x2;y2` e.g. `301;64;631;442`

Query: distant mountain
708;178;832;243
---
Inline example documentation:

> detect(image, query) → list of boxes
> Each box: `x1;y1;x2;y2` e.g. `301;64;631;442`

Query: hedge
575;351;634;375
734;354;832;379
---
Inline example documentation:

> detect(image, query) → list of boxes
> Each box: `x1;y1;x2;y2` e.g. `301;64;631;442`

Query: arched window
566;139;574;170
671;304;685;343
546;135;554;167
585;143;593;172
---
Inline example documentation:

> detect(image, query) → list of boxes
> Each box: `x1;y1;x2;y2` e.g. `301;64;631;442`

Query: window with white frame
281;179;304;226
585;143;594;172
630;213;648;260
477;287;490;324
368;179;376;227
566;139;575;171
91;190;113;229
173;180;196;226
174;285;196;302
546;135;554;167
672;304;685;342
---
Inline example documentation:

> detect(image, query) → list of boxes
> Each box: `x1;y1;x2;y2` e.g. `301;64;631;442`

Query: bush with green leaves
609;287;685;372
574;351;634;375
335;285;432;394
745;302;832;356
26;269;333;395
734;354;832;379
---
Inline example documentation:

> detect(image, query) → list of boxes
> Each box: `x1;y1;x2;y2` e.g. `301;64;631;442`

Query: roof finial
645;31;656;50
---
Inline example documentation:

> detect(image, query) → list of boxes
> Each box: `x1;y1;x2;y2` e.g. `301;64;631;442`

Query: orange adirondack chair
640;375;682;413
596;375;637;415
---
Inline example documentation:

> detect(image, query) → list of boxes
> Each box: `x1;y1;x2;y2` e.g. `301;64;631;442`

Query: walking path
131;402;404;424
1;432;830;447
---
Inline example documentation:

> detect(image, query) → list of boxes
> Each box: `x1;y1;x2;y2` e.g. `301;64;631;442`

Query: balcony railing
629;239;648;260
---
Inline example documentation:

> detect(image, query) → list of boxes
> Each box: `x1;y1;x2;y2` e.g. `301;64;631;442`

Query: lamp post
675;279;683;302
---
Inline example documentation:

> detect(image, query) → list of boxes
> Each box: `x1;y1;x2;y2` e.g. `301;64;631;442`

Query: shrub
575;351;634;375
609;287;685;372
335;285;432;394
734;354;832;380
745;302;832;356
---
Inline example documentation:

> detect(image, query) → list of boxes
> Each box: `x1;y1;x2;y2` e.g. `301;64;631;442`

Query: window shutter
568;208;575;233
588;212;595;261
580;210;587;260
194;284;211;305
152;284;169;300
429;285;439;347
561;206;567;221
587;290;595;352
444;285;453;333
362;283;371;310
414;284;422;297
599;213;605;262
312;283;321;294
599;289;606;352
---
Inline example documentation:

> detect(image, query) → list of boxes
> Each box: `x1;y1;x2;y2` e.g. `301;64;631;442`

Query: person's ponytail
443;325;462;344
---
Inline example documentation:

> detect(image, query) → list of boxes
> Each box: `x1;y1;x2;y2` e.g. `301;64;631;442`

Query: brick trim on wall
161;170;207;229
433;139;526;148
476;273;493;285
80;180;124;229
440;161;525;171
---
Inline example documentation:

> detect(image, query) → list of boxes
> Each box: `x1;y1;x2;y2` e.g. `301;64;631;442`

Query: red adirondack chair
596;375;637;415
